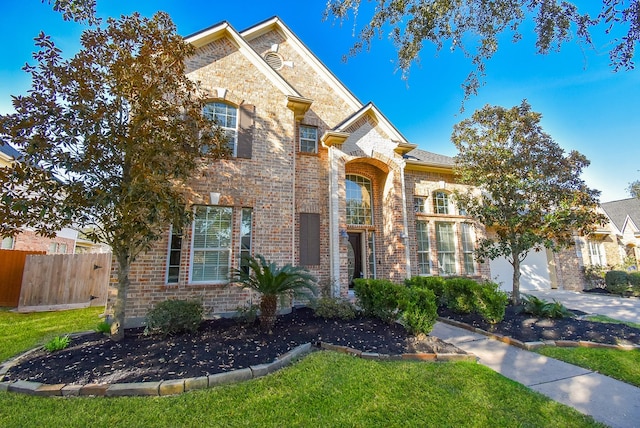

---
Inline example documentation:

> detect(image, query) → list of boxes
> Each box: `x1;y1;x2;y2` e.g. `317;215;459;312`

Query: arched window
346;174;373;225
203;101;238;155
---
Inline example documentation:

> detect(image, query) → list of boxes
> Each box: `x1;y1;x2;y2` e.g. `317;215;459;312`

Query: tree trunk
511;256;522;306
259;294;278;333
110;252;130;341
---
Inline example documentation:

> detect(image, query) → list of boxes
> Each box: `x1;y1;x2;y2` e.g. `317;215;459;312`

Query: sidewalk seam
526;371;594;388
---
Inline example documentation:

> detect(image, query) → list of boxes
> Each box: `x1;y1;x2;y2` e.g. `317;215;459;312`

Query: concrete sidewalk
525;289;640;324
432;322;640;428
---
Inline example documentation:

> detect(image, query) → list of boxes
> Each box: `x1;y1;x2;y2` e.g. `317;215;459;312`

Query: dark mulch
3;307;463;386
439;305;640;346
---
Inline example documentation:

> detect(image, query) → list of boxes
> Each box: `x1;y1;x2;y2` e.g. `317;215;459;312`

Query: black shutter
237;104;255;159
299;213;320;266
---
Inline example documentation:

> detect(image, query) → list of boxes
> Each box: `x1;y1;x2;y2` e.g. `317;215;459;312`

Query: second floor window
434;191;450;214
346;174;373;225
300;125;318;153
203;102;238;156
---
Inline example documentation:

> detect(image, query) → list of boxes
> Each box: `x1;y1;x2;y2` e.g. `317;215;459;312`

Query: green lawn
0;307;604;427
0;306;105;362
537;346;640;388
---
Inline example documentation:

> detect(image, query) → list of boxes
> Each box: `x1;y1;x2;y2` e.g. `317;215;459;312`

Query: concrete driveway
525;289;640;324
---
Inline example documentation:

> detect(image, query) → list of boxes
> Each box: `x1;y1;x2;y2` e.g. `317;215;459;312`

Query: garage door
490;247;552;293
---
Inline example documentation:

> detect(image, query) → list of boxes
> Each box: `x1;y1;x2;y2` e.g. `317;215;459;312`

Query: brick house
0;144;78;254
118;17;493;326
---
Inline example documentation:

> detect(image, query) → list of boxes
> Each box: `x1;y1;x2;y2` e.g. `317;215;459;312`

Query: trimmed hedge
605;270;630;295
145;299;203;337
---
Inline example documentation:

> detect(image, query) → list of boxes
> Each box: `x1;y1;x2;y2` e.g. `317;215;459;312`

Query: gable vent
264;52;284;70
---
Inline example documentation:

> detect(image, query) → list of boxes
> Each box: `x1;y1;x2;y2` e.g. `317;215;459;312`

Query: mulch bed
439;305;640;346
2;307;463;386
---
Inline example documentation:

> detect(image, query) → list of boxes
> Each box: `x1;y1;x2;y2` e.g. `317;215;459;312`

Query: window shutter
237;104;255;159
299;213;320;266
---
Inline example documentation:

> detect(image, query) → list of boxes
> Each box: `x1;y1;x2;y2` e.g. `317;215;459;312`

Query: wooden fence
11;252;111;312
0;249;46;307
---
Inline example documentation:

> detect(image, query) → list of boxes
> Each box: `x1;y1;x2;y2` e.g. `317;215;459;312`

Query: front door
347;232;363;288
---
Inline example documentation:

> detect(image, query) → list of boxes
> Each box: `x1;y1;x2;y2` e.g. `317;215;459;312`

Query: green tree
231;255;318;332
629;180;640;198
0;12;229;340
325;0;638;98
452;101;605;304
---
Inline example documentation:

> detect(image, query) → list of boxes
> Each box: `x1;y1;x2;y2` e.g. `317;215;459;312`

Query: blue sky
1;1;638;202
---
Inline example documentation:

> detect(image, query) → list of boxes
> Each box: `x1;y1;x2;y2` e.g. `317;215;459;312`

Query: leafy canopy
0;11;229;339
325;0;639;99
452;100;605;301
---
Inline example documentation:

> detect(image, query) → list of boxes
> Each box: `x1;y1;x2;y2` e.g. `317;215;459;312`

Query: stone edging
0;340;477;398
437;317;640;351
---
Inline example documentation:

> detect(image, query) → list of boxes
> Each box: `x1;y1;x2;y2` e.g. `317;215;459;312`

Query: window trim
345;174;374;226
416;220;432;276
435;221;457;276
189;205;233;284
203;101;238;157
299;124;318;154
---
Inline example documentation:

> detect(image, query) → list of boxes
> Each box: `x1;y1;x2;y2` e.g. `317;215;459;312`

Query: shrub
544;300;576;319
145;299;203;337
605;270;630;295
405;276;446;303
629;272;640;297
521;294;575;319
521;294;548;316
43;335;70;352
442;277;480;314
313;297;357;320
474;282;508;324
353;279;403;322
399;287;438;335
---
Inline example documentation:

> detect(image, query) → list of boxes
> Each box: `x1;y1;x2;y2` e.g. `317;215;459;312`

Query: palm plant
231;255;318;332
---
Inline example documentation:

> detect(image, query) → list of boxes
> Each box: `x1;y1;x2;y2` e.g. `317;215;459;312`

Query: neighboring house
118;17;493;326
0;144;88;254
577;198;640;271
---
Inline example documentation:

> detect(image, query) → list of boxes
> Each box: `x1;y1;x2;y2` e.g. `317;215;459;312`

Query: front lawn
0;306;105;362
537;346;640;388
0;351;603;427
0;306;604;427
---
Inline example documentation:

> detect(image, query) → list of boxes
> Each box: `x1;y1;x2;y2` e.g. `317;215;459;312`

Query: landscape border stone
0;338;476;397
437;316;640;351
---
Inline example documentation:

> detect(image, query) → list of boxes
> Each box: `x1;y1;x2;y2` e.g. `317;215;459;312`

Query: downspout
400;162;411;279
292;126;296;267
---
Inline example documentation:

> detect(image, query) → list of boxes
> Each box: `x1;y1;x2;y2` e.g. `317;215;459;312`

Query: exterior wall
552;245;585;291
11;230;76;254
404;170;491;280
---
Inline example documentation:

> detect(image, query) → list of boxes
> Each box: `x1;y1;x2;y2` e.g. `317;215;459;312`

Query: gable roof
332;102;416;152
184;20;303;98
601;198;640;233
240;16;362;112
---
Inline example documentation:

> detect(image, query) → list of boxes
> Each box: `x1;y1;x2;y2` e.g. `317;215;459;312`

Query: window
461;223;475;275
299;213;320;266
191;206;232;283
414;197;427;214
48;242;67;254
436;222;457;275
588;241;605;266
166;227;183;284
346;175;373;225
240;208;253;273
416;220;431;275
203;102;238;156
433;191;450;214
299;125;318;153
1;236;14;249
